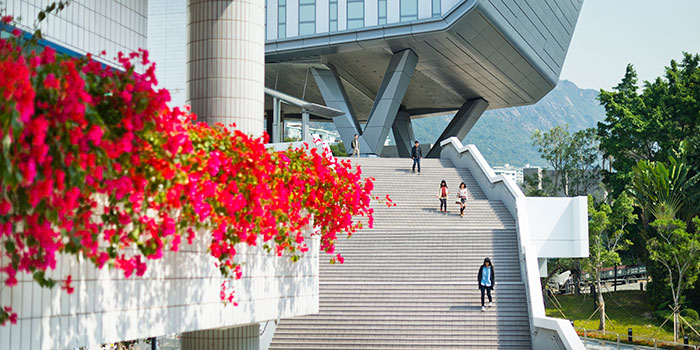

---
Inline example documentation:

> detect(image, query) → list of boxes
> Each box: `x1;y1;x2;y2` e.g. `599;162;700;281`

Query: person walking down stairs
351;134;360;157
478;257;495;312
437;180;449;213
457;182;469;218
411;140;422;173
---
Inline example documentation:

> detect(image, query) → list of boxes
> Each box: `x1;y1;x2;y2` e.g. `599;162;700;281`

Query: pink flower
87;125;103;146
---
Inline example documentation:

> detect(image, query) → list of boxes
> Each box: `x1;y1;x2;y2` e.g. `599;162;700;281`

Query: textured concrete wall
0;232;320;349
187;0;266;135
479;0;583;83
148;0;187;107
2;0;147;68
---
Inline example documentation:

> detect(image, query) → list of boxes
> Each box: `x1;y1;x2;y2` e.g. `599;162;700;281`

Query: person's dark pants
439;198;447;212
412;158;421;172
460;198;466;215
480;285;492;306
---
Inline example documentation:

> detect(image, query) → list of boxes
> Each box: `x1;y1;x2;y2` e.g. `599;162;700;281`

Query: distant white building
286;122;340;143
493;164;523;184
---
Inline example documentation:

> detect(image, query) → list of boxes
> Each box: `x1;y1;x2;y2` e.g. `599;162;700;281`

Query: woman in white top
457;182;468;218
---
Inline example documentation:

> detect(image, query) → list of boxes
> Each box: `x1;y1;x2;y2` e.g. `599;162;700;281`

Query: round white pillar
187;0;265;136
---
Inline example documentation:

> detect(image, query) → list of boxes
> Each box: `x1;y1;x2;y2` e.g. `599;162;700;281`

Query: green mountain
412;80;605;167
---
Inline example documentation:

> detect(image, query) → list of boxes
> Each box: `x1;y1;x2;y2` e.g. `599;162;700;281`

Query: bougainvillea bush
0;16;380;325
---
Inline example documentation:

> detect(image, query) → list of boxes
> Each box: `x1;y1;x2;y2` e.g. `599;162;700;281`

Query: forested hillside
412;80;605;167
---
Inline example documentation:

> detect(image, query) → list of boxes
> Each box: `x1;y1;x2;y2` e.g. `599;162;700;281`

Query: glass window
300;5;315;21
278;0;287;38
299;0;316;35
378;0;387;24
400;0;417;22
329;0;338;31
432;0;441;16
347;0;364;29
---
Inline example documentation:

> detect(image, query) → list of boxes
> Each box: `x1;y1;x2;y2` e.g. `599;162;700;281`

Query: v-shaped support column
392;109;415;157
362;49;419;156
311;66;370;153
426;98;489;158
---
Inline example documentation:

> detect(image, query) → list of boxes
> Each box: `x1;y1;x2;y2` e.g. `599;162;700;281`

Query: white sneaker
481;306;485;312
489;302;493;308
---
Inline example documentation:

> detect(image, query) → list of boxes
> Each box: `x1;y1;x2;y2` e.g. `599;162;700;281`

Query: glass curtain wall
378;0;387;24
347;0;364;29
299;0;316;35
432;0;441;16
400;0;418;21
329;0;338;31
278;0;287;37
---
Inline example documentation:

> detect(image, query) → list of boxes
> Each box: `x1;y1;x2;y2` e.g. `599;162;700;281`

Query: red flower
61;275;74;294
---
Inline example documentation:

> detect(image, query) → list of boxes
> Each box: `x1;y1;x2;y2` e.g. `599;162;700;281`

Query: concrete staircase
269;158;532;349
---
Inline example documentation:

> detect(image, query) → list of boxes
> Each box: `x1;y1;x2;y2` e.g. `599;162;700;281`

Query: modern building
264;0;583;157
147;0;584;157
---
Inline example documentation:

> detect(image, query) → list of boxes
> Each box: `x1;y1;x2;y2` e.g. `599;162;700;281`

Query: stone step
271;159;531;349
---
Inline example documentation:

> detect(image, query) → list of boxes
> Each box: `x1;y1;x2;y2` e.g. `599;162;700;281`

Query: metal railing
576;327;698;350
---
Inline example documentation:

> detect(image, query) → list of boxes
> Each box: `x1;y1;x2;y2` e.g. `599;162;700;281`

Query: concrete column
311;66;368;153
265;109;273;139
362;49;419;156
187;0;265;136
392;109;415;158
301;111;310;142
426;98;488;158
181;323;260;349
272;97;283;143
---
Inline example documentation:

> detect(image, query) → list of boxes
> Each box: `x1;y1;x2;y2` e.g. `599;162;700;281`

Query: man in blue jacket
411;140;422;173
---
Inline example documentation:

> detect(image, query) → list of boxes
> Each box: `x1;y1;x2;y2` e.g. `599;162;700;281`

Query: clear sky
559;0;700;91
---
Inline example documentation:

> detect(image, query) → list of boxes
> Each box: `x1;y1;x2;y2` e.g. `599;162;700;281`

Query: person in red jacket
436;180;449;213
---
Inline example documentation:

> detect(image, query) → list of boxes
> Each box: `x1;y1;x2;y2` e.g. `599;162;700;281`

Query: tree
598;54;700;197
628;150;700;341
647;217;700;342
568;129;603;197
531;126;601;196
329;142;349;157
583;194;636;331
532;125;570;194
628;147;699;237
522;173;556;197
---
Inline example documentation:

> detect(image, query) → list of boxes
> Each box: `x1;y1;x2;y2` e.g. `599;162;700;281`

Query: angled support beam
362;49;419;156
311;66;369;153
392;109;415;158
426;98;489;158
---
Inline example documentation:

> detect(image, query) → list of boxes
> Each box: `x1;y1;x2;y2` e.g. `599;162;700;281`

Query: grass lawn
545;290;676;342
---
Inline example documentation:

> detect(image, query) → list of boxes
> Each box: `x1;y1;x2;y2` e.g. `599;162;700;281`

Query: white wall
0;230;320;350
527;197;588;259
2;0;147;69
